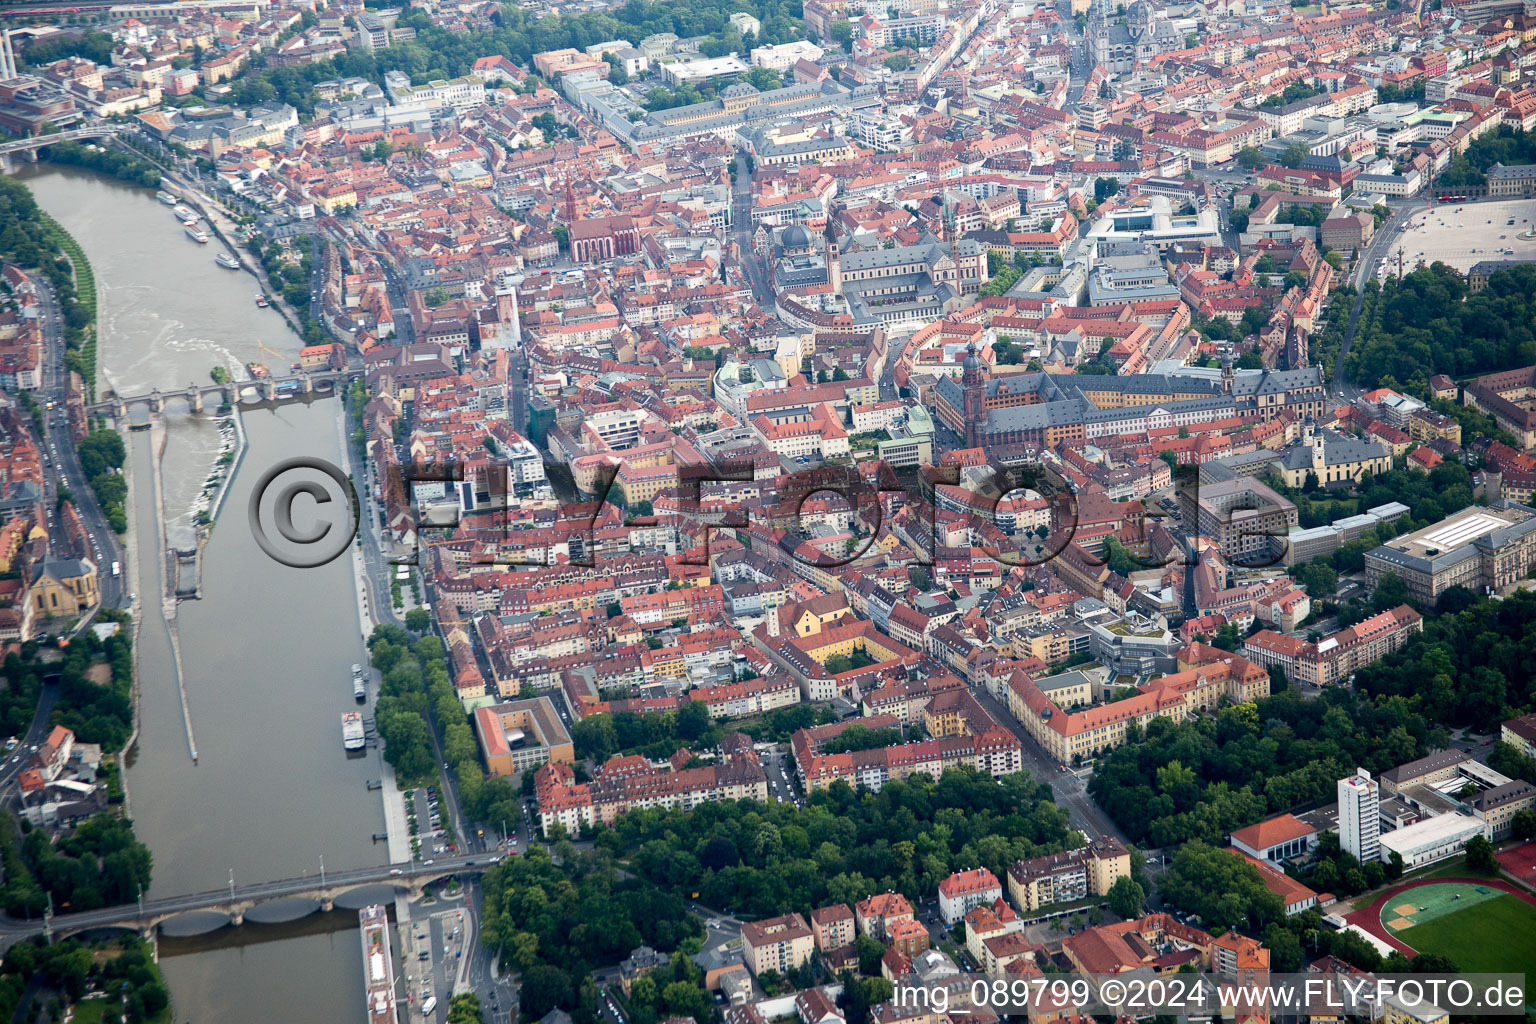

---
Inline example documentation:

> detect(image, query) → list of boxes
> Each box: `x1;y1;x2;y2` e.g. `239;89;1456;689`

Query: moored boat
342;711;365;750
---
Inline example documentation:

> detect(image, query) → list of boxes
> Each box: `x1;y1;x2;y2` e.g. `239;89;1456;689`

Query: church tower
962;339;987;449
824;220;842;295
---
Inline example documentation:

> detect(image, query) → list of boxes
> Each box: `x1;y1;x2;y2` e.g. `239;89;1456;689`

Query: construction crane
247;340;289;378
343;239;392;268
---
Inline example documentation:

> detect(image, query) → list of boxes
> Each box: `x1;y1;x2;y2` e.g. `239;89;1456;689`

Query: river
18;166;384;1024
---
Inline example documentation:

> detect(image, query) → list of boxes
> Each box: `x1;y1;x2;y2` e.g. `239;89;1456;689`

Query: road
348;452;478;864
878;329;913;401
461;881;518;1024
509;346;529;435
0;851;494;945
731;153;774;306
1336;197;1429;400
969;688;1128;846
0;687;61;794
762;748;803;807
27;269;128;610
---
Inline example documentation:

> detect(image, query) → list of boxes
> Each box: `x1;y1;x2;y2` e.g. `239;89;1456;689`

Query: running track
1343;876;1536;957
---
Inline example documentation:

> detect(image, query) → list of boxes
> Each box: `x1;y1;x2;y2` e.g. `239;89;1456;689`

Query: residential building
742;913;815;977
938;867;1003;925
1339;767;1382;864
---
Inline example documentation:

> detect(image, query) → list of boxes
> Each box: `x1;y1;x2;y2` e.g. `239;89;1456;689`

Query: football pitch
1394;890;1536;977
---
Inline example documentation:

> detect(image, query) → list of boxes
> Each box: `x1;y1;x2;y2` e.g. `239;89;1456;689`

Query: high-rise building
1339;767;1381;864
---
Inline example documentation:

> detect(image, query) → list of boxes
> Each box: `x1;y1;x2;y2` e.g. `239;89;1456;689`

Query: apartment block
742;913;815;977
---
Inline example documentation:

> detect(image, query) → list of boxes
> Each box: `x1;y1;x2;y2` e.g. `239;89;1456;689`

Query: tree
601;53;629;85
1161;841;1284;930
1106;875;1145;919
1465;834;1497;874
1159;450;1179;471
1279;144;1311;168
521;964;575;1019
1511;808;1536;840
448;993;486;1024
405;608;432;633
908;565;931;591
884;53;910;71
830;20;854;51
1371;572;1411;612
856;934;886;975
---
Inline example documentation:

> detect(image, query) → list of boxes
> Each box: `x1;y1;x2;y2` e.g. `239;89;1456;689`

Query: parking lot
1383;198;1536;275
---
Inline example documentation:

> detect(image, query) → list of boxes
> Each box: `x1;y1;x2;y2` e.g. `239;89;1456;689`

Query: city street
1336;196;1429;400
28;269;127;609
970;688;1128;846
732;152;774;306
0;688;61;797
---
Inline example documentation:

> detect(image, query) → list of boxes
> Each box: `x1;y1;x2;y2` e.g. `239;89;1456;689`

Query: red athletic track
1342;875;1536;957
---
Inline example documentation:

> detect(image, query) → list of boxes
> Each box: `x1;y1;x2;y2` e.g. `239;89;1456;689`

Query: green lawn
1396;893;1536;977
70;998;110;1024
1351;858;1477;910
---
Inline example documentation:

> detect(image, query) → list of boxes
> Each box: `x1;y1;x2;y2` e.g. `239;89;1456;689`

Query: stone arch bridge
87;369;355;421
0;854;489;950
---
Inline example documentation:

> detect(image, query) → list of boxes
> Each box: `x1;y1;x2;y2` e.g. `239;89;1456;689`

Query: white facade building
1339;767;1382;864
1378;813;1487;870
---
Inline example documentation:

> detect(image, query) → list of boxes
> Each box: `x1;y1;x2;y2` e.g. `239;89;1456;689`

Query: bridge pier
320;895;335;912
302;375;314;395
188;385;203;414
148;388;163;414
229;908;244;926
223;384;236;407
260;379;276;401
112;397;126;421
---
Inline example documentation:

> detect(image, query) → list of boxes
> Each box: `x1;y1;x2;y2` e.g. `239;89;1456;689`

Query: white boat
215;252;239;269
173;204;197;222
185;224;210;244
156;190;178;205
342;712;365;751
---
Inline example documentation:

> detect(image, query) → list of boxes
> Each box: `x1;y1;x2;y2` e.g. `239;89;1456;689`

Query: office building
473;697;574;777
1364;503;1536;604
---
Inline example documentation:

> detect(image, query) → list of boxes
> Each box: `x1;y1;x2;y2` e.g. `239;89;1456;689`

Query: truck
421;995;437;1016
111;561;121;577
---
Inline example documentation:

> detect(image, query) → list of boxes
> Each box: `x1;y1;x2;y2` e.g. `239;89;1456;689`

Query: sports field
1386;883;1536;976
